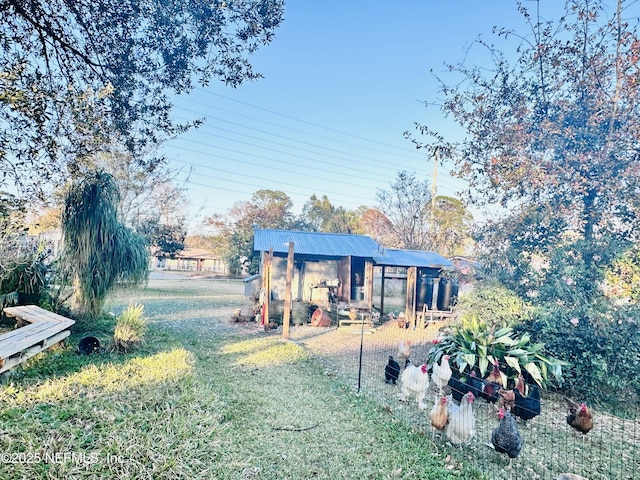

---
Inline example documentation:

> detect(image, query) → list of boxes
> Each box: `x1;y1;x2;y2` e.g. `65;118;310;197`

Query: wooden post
405;266;417;328
263;249;273;332
282;242;294;339
379;265;386;316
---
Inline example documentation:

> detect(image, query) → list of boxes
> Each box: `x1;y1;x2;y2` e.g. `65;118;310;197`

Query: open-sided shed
373;248;456;327
253;229;457;329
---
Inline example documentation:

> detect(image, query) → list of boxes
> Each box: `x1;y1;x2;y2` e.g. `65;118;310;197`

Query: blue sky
163;1;574;231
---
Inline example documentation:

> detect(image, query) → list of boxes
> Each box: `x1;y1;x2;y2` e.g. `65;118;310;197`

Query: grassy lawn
0;278;481;480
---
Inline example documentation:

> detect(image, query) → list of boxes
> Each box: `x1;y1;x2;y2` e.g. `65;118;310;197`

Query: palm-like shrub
61;171;148;319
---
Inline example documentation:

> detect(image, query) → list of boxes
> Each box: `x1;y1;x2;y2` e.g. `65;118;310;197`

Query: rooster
491;406;523;467
431;354;452;394
398;362;430;409
397;340;411;366
481;361;504;403
430;394;449;439
566;398;593;440
513;384;541;423
445;391;476;446
515;373;528;397
384;355;400;385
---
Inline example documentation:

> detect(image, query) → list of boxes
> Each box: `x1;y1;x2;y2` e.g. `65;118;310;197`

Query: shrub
525;300;640;406
429;315;568;389
113;303;146;352
456;280;534;326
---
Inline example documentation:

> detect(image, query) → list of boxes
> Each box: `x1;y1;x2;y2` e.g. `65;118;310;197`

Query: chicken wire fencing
289;312;639;480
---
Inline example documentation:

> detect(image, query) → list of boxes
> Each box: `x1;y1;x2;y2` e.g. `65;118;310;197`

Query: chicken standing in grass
431;354;452;394
398;362;430;409
566;398;593;440
430;394;449;439
513;384;541;423
445;391;476;446
491;406;523;468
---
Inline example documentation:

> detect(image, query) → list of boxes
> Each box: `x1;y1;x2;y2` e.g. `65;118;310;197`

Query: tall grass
113;303;146;352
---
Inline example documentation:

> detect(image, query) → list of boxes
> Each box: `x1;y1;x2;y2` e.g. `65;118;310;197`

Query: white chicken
445;391;476;446
398;362;430;409
431;354;452;394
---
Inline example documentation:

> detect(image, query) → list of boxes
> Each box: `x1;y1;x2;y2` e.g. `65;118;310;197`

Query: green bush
456;280;534;326
525;301;640;406
113;303;147;352
429;315;567;389
0;243;51;305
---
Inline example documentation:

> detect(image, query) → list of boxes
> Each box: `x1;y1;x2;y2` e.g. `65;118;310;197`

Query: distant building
152;248;229;276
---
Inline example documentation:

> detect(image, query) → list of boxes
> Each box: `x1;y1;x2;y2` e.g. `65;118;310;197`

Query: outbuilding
253;229;383;325
252;228;457;329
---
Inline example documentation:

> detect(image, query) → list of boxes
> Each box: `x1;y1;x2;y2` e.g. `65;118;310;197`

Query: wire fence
290;312;639;480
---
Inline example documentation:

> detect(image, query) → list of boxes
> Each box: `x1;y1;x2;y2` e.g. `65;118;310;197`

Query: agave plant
429;316;568;388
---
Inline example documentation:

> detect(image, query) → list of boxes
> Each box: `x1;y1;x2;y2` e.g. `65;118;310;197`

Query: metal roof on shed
373;248;455;270
253;229;383;258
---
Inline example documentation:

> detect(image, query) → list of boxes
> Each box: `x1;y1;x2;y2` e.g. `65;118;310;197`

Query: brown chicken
497;388;516;411
485;361;504;386
430;394;449;439
397;339;411;366
514;373;528;397
481;361;504;403
566;398;593;440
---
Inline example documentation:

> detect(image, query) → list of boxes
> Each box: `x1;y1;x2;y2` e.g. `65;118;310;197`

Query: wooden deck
0;305;75;375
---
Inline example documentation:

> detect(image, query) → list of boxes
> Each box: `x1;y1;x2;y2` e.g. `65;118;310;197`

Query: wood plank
0;323;70;359
0;321;59;345
0;305;75;374
4;305;75;326
0;321;51;343
0;330;70;375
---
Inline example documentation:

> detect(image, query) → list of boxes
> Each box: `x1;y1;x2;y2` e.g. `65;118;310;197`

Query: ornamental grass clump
113;303;146;352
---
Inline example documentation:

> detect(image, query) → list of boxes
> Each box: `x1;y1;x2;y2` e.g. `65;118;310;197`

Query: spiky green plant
61;171;148;319
113;303;146;352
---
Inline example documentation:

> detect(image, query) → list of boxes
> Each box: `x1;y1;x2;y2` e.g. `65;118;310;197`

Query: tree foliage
415;0;640;287
205;189;296;276
301;194;336;232
412;0;640;403
61;171;148;319
431;196;474;257
138;219;186;259
1;0;284;197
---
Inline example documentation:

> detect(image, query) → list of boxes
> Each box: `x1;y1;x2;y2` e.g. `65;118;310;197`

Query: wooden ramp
0;305;75;375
